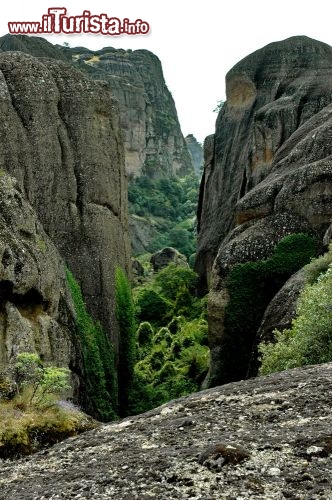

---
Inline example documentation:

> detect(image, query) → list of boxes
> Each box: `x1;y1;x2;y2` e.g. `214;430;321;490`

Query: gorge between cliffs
0;33;332;500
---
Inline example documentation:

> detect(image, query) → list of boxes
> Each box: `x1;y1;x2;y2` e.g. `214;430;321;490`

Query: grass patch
0;400;97;459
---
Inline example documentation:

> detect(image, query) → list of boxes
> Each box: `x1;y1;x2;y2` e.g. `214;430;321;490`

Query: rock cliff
196;36;332;385
0;34;70;61
0;171;81;394
0;35;194;181
69;46;194;179
1;362;332;499
0;35;195;259
185;134;203;175
0;49;130;353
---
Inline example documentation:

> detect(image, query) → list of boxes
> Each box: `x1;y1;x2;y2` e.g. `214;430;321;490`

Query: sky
2;1;332;143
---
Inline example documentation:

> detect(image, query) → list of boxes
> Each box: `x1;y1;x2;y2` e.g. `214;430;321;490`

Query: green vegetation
66;268;117;422
115;267;137;416
0;352;96;458
212;233;317;386
13;352;69;408
128;173;199;257
213;99;225;113
155;110;177;134
131;263;208;414
0;399;95;459
259;247;332;375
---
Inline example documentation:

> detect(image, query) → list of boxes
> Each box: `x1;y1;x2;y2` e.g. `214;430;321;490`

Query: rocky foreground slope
1;362;332;499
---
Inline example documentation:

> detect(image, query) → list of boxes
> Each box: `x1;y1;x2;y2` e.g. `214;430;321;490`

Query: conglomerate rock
0;171;81;394
196;36;332;385
0;50;130;349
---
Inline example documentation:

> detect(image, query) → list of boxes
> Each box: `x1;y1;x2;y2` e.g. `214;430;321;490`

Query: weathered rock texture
1;362;332;499
0;34;70;61
185;134;203;175
129;214;158;256
196;36;332;384
0;36;194;181
150;247;188;272
69;46;194;179
0;35;195;263
0;49;130;349
0;171;81;393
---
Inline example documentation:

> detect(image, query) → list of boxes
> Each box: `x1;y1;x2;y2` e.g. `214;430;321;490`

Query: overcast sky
2;1;332;143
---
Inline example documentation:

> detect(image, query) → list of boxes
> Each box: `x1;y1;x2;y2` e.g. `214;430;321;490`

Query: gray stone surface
0;35;194;180
195;36;332;385
0;171;81;395
1;362;332;499
185;134;203;175
129;214;158;256
196;36;332;291
70;47;194;179
0;50;130;348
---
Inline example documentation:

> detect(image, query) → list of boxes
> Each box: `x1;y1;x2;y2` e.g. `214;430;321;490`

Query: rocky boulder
150;247;188;272
195;36;332;386
0;34;70;61
129;215;159;256
1;362;332;499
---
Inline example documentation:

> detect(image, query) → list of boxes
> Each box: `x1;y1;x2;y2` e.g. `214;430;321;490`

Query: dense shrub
154;263;198;301
13;353;70;408
130;262;208;414
131;317;209;414
216;233;317;385
0;352;96;459
259;263;332;374
66;268;117;422
115;267;137;417
137;321;154;347
136;288;171;324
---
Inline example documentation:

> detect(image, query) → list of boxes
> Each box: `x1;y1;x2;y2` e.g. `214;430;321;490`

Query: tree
213;100;225;113
14;352;70;408
115;267;137;416
154;263;198;301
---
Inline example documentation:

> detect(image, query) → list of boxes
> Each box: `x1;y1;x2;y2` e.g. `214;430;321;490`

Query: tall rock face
0;50;130;350
0;35;195;260
0;171;81;394
185;134;203;175
0;35;194;180
196;36;332;386
70;47;194;179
